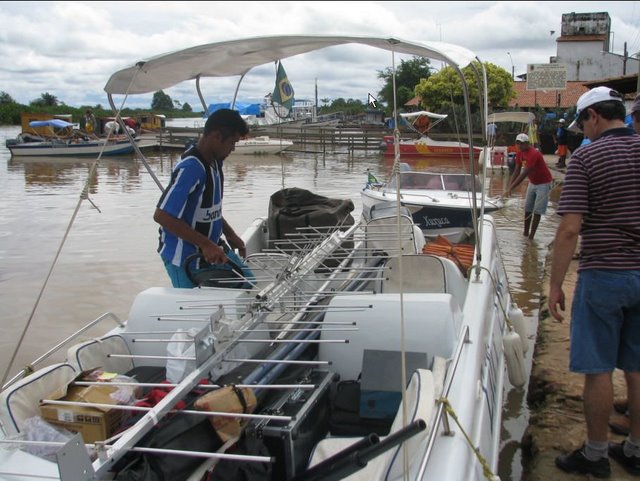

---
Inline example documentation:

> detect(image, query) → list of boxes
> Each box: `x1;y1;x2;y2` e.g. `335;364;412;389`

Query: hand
548;286;566;322
226;232;247;258
201;242;227;265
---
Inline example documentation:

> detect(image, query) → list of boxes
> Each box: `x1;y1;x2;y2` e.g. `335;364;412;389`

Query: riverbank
522;157;628;480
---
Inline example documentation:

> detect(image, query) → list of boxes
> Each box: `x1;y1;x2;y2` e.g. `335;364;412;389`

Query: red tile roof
508;81;590;109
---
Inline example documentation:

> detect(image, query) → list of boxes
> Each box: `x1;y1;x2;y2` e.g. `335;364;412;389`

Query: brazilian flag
272;61;295;110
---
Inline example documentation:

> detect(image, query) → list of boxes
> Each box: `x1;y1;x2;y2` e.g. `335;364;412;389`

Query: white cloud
0;1;637;110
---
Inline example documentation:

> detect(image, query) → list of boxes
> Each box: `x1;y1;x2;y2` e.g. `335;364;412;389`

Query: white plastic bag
18;417;74;460
166;328;198;383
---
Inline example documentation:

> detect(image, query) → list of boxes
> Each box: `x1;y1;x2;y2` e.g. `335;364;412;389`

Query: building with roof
553;12;639;82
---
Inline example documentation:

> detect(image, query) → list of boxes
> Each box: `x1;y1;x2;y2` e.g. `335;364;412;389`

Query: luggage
268;188;355;257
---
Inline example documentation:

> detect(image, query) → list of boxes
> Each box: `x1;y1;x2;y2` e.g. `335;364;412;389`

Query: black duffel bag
113;412;223;481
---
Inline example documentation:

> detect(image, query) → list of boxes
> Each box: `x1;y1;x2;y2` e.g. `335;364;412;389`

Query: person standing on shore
503;133;553;240
554;118;569;168
154;108;253;288
549;86;640;478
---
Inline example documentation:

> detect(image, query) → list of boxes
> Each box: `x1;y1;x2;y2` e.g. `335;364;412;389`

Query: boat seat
244;252;291;286
380;254;467;307
66;334;134;374
364;215;425;256
0;363;77;436
308;368;437;480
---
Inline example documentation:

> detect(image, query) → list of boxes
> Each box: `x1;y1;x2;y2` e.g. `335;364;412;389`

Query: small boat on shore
479;111;536;172
5;119;138;158
382;112;482;160
361;165;504;243
0;35;525;481
234;135;293;155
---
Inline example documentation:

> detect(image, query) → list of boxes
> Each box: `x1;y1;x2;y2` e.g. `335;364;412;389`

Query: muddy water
0;124;561;480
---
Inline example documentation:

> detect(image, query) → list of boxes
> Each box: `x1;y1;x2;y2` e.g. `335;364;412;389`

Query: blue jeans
570;269;640;373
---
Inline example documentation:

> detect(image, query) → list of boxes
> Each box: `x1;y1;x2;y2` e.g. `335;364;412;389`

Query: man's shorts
557;145;568;156
569;269;640;373
524;182;552;215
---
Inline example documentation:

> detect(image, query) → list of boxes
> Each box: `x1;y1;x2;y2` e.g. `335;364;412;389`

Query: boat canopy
104;35;478;95
487;112;535;125
400;111;448;120
28;119;74;129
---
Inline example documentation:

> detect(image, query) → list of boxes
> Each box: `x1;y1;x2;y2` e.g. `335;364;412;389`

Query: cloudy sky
1;1;638;111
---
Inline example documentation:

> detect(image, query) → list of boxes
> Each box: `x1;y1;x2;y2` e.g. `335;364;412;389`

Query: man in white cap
503;132;553;240
550;86;640;478
554;118;569;168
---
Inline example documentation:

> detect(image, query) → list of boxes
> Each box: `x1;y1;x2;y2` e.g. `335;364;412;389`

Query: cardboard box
40;376;125;443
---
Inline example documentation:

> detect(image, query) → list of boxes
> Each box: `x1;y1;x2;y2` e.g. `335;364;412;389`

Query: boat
0;35;526;481
234;135;293;155
479;111;536;172
382;111;483;159
361;165;504;243
5;119;138;157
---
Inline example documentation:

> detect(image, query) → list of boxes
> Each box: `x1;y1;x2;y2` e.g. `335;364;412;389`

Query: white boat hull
0;213;516;481
6;139;137;157
232;136;293;155
361;173;503;243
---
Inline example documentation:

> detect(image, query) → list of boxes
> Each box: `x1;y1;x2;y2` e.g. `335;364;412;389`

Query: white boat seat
66;334;134;374
308;368;436;480
244;252;291;285
364;215;425;256
381;254;467;307
0;363;76;436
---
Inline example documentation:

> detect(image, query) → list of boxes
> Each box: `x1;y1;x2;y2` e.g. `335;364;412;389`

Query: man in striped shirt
550;87;640;478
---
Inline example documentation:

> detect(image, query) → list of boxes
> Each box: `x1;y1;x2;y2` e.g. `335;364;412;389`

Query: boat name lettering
423;216;451;227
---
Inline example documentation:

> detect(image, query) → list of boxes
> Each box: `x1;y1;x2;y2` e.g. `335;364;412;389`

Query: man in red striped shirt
550;86;640;478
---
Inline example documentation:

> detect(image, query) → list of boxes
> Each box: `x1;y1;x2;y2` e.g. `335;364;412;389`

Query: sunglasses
576;110;590;131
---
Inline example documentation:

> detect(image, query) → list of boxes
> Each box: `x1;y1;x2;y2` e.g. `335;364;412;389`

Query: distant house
508;81;590;109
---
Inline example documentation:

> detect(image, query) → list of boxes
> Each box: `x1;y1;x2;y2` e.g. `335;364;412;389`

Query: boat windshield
388;172;481;192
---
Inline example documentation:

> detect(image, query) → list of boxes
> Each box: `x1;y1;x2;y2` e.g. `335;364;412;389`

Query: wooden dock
144;126;485;155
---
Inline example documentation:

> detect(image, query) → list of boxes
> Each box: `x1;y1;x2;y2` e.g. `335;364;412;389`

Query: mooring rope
438;397;500;481
1;70;142;386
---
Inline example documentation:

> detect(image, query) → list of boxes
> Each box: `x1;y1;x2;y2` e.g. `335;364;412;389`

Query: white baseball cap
569;86;624;132
558;118;565;124
515;133;529;143
576;86;623;115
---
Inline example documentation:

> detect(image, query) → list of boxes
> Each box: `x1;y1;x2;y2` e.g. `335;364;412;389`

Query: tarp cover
29;119;74;129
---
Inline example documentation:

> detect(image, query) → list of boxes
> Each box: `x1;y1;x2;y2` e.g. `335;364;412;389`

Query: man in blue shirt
154;109;252;288
554;118;569;168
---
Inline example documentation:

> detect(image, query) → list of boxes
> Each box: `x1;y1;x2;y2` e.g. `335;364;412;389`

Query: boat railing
1;312;124;391
415;324;470;480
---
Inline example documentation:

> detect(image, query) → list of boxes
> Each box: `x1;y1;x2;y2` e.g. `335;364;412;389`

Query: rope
438;397;500;481
0;70;142;386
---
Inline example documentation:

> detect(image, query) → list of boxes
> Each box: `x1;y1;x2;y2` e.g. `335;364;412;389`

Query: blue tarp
29;119;74;129
204;102;262;118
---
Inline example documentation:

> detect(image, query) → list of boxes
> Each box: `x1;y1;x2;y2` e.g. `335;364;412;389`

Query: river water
0;122;562;480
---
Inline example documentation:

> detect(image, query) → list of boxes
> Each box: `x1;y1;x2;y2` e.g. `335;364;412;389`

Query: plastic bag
17;416;75;461
166;328;198;383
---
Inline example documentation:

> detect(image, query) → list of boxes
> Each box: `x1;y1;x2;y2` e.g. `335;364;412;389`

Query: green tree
151;90;174;110
181;102;192;112
30;92;59;107
415;61;515;112
0;91;16;104
377;56;432;109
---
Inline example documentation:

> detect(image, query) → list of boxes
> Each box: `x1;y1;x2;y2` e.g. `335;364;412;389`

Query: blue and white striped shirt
156;148;223;267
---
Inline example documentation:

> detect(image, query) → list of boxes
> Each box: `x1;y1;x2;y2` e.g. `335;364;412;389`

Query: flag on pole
272;61;295;110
